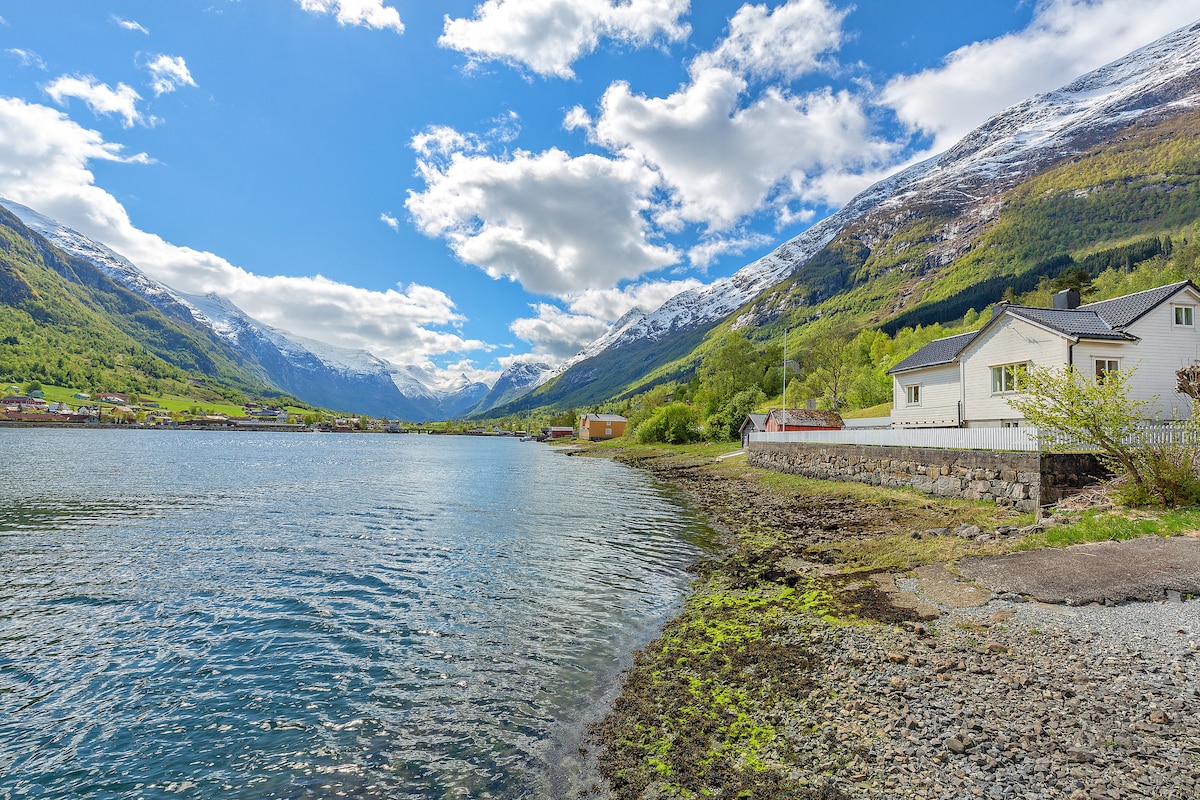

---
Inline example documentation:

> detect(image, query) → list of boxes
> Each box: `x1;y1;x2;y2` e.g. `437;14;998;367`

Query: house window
991;362;1028;394
1094;358;1120;383
1175;305;1195;327
905;384;921;405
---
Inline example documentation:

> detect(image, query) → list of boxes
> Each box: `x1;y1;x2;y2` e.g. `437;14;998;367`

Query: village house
763;408;845;432
579;413;628;440
889;281;1200;428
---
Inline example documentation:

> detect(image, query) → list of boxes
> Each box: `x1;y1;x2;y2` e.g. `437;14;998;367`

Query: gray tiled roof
1078;280;1191;328
889;331;978;374
887;280;1197;376
1003;306;1131;340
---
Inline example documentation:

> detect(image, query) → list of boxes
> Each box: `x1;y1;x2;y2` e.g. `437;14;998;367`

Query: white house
889;280;1200;428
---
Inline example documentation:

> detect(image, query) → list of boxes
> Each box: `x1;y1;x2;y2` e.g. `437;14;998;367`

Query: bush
635;403;702;444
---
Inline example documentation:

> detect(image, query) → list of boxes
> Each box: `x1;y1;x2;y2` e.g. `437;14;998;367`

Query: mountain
1;199;491;420
0;204;276;400
501;19;1200;413
471;360;555;413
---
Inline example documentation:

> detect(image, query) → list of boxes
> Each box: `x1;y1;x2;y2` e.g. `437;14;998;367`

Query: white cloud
692;0;847;81
686;231;774;268
0;97;482;369
114;16;149;34
380;211;400;231
506;278;703;361
510;303;611;360
440;0;691;78
406;138;679;296
563;278;704;320
145;55;197;96
7;48;46;69
44;75;147;128
882;0;1200;153
297;0;404;34
592;69;895;229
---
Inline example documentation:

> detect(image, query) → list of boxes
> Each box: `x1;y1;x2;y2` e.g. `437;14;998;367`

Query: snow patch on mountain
556;20;1200;370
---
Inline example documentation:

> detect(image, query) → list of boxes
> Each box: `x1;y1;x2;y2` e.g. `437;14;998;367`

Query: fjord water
0;429;716;799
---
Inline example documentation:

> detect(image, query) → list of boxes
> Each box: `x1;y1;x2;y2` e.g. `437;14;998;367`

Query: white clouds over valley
0;97;479;369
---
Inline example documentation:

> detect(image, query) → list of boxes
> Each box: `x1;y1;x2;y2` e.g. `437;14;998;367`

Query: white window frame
1094;357;1120;383
905;384;921;405
990;362;1028;394
1174;305;1195;328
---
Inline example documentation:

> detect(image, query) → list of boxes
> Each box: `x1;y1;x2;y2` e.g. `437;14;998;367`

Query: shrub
636;403;702;444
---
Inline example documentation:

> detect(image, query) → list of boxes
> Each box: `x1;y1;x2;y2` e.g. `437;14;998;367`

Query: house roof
887;280;1199;375
739;413;768;433
767;408;844;428
888;331;978;374
1077;280;1193;328
583;413;627;423
1002;306;1131;340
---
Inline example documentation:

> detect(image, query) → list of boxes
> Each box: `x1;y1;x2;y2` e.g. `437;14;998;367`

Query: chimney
1053;288;1081;310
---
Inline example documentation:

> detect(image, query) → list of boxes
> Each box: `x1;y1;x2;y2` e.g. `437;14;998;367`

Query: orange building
579;413;628;440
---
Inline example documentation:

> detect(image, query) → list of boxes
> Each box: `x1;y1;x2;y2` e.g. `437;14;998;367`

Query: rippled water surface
0;429;716;799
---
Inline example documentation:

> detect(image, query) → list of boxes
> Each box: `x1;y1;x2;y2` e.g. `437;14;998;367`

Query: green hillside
498;108;1200;424
0;206;285;404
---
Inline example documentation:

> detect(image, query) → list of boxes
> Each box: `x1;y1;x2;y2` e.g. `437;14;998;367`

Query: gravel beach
591;447;1200;800
805;592;1199;799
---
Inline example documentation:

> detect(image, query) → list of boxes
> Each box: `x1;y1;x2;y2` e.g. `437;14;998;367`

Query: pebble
781;597;1200;799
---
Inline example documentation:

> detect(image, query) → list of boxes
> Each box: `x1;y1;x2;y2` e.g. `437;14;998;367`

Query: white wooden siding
959;316;1068;425
891;363;960;427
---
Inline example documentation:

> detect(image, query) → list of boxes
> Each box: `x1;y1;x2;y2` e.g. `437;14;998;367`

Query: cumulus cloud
406;139;678;296
440;0;691;78
7;48;46;69
563;278;703;320
145;55;197;96
686;231;774;269
591;70;894;228
882;0;1200;153
509;303;611;360
692;0;847;81
114;16;149;34
44;75;147;128
0;97;481;368
380;211;400;231
506;278;703;361
297;0;404;34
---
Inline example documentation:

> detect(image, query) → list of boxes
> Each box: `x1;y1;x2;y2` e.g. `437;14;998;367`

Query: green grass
1016;506;1200;549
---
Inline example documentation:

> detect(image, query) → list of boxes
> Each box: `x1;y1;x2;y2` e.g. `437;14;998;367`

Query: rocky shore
588;447;1200;800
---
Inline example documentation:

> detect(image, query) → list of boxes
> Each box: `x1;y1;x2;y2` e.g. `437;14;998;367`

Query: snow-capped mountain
471;360;555;413
1;198;490;420
555;19;1200;370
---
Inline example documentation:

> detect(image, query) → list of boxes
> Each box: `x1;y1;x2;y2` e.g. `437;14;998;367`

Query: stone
945;736;967;754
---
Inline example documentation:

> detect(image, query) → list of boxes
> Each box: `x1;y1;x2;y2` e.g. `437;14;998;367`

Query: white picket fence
748;421;1199;452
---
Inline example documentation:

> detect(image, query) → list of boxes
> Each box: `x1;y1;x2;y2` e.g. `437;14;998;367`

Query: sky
2;1;1200;389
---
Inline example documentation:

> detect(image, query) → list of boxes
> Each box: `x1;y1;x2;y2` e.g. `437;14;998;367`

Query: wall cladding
746;442;1106;513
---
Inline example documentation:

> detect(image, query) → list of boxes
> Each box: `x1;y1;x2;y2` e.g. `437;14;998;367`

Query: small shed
738;413;768;446
764;408;844;433
543;426;575;438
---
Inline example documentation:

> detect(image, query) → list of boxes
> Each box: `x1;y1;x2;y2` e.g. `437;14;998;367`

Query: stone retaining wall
746;442;1107;513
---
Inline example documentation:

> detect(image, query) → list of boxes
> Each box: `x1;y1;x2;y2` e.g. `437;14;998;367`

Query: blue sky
2;1;1200;388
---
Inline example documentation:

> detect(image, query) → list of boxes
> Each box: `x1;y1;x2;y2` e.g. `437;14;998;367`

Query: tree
635;403;701;444
1006;365;1200;506
803;331;854;411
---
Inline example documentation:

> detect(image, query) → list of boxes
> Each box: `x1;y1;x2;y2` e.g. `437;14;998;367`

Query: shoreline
588;445;1199;799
